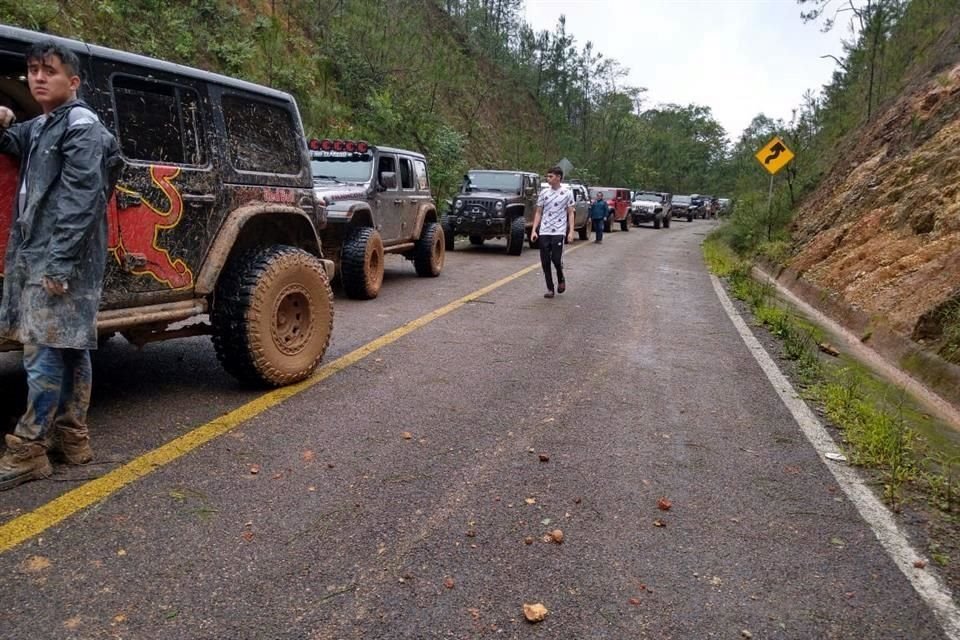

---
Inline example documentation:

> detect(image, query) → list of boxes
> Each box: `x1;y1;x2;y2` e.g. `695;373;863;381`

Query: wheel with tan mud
341;227;384;300
212;245;334;387
414;221;445;277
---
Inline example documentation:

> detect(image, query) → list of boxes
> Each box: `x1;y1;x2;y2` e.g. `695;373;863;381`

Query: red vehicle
589;187;631;232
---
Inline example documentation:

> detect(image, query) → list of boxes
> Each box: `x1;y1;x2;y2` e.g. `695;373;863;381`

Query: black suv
671;195;695;222
442;170;540;255
0;25;334;387
309;140;445;300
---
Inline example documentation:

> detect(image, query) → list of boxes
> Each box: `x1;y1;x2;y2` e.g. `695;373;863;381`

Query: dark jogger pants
538;234;565;292
592;218;604;242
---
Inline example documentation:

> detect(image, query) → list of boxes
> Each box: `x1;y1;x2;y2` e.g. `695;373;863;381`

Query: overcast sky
523;0;857;141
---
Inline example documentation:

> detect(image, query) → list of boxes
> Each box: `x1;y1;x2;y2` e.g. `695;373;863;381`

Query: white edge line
711;273;960;639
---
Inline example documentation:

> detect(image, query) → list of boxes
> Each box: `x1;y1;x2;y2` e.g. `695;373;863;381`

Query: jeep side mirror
379;171;397;190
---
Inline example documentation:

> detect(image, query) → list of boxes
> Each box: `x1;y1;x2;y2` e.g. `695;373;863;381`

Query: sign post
754;136;795;240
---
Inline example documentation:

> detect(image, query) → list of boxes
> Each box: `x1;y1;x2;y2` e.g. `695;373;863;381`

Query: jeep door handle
182;193;216;204
393;199;404;205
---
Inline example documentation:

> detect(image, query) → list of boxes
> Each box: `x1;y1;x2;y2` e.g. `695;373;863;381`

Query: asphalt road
0;221;950;639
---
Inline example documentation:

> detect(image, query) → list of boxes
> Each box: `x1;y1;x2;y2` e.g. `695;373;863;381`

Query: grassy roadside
703;235;960;572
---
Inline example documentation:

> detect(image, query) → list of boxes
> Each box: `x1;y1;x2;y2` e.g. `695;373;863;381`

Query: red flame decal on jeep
0;155;16;273
107;166;194;290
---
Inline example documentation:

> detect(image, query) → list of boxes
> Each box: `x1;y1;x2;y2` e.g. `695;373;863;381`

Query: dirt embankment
788;52;960;351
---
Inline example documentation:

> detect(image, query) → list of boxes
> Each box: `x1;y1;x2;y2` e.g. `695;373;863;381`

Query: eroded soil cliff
789;51;960;350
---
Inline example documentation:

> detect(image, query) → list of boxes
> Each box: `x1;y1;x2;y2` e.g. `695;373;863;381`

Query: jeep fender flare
196;203;327;295
326;200;374;228
412;202;439;238
505;204;525;220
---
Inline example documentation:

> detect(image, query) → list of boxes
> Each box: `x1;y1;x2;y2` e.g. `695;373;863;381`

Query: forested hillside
1;0;727;199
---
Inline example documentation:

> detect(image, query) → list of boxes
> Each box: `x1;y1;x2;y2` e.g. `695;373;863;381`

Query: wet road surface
0;222;950;639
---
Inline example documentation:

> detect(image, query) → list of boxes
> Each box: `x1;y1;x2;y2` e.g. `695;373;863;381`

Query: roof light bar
308;138;371;154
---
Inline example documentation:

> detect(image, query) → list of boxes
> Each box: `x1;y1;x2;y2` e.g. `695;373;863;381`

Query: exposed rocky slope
789;30;960;352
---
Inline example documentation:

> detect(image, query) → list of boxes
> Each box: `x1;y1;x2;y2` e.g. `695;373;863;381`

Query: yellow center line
0;242;587;553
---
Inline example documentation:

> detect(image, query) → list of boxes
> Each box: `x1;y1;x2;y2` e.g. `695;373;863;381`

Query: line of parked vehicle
0;25;727;392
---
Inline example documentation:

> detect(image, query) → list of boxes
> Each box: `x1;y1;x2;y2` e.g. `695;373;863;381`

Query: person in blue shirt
589;191;609;244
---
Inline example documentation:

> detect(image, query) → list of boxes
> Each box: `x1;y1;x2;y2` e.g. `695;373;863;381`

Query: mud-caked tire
341;227;384;300
414;222;445;277
506;216;525;256
212;245;334;387
441;216;455;251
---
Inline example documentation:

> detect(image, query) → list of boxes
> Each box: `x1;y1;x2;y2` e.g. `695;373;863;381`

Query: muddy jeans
15;345;92;442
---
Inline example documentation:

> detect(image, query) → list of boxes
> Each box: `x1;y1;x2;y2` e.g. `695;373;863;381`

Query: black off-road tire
654;214;661;229
687;212;693;222
441;216;455;251
664;215;671;229
469;234;484;246
620;217;629;232
577;222;589;241
604;217;612;233
414;221;445;277
506;216;525;256
341;227;384;300
212;245;334;387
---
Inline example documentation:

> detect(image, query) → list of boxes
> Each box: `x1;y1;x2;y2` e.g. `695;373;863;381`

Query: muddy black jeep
0;25;335;387
442;170;540;256
309;140;444;300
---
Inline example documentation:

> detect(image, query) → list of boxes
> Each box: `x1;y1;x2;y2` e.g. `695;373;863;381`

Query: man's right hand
0;106;14;129
530;231;538;243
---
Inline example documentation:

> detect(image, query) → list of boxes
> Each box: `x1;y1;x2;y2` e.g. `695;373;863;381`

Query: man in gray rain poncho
0;40;119;490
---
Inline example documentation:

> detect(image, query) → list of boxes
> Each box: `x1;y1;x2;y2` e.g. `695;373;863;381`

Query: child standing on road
530;166;575;298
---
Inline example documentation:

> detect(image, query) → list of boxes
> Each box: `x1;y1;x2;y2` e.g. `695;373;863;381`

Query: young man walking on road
0;41;119;490
530;166;575;299
589;191;609;244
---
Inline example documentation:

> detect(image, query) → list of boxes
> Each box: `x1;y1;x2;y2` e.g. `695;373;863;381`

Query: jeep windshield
634;193;660;202
466;171;522;192
310;155;373;184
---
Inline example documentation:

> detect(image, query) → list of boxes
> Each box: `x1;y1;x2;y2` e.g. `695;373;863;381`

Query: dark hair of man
547;166;563;180
25;41;82;79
